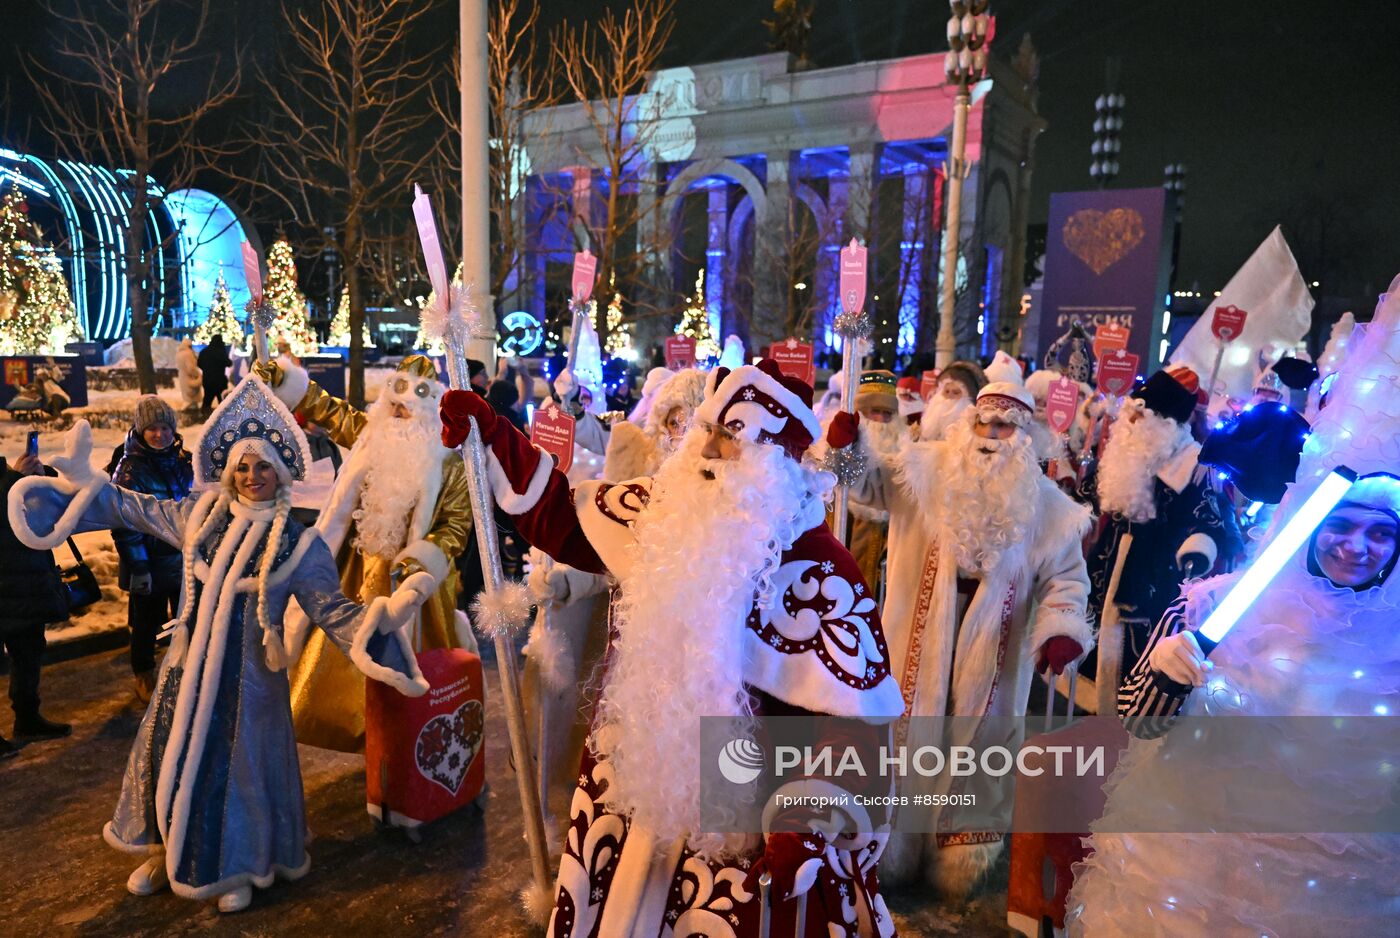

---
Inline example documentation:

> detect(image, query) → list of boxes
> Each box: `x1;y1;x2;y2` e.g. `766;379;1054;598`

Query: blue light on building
0;148;254;341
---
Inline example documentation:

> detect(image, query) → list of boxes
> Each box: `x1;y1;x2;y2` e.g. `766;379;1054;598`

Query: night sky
1;0;1396;309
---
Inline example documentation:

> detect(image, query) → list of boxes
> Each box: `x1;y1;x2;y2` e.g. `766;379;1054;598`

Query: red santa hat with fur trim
694;358;822;460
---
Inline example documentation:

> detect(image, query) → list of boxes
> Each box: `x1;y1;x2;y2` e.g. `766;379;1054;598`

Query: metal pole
935;83;971;369
831;339;861;545
443;331;554;907
461;0;497;366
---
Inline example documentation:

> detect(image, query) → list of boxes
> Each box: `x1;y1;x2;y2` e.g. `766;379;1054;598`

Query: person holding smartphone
0;432;72;758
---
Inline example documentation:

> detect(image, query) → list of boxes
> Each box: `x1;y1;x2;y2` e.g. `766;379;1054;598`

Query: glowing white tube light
1197;467;1356;649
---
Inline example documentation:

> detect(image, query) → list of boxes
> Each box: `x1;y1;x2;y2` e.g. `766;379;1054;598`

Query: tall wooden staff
826;239;871;545
412;186;553;914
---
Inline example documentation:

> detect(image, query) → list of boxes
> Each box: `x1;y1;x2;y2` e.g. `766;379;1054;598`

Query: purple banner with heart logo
1036;187;1174;375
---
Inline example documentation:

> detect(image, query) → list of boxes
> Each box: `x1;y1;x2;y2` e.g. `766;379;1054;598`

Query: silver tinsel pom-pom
245;299;277;331
822;439;868;486
833;310;874;341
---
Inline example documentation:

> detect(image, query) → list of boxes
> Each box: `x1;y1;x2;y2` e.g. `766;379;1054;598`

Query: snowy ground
0;367;383;648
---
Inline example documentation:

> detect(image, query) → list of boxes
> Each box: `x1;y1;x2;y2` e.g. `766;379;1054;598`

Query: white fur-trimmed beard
919;394;970;441
353;394;449;559
1097;407;1191;523
863;415;907;459
593;427;827;861
930;413;1042;575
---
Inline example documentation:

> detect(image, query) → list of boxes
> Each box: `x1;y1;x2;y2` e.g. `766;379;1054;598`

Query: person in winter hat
254;354;475;755
603;367;707;481
440;359;903;936
1068;274;1400;937
827;381;1094;896
1084;366;1243;713
111;395;194;703
920;359;987;441
896;375;925;429
0;445;72;758
7;379;431;914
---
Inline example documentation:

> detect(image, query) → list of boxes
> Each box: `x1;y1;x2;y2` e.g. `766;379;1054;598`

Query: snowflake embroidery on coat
750;558;890;690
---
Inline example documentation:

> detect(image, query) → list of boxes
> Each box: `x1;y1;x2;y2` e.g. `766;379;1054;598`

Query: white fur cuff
1176;532;1218;570
8;474;107;551
273;356;311;411
488;445;552;514
355;602;430;697
394;538;450;585
1027;605;1096;660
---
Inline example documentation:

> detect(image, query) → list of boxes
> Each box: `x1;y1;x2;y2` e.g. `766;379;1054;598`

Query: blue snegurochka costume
6;377;431;906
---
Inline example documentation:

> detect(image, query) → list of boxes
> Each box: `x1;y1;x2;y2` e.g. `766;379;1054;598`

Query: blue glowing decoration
1196;467;1356;649
0;149;251;341
499;310;543;356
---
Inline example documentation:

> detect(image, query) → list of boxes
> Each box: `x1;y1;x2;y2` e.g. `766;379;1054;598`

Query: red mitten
742;831;827;903
440;388;497;448
1035;636;1084;675
826;411;860;450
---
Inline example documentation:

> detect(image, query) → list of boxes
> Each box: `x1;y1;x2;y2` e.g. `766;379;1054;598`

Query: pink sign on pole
571;250;597;304
1211;304;1248;342
664;335;697;370
1092;322;1130;361
241;242;262;303
531;407;575;475
772;337;815;387
1097;350;1140;397
839;239;868;314
1045;376;1081;435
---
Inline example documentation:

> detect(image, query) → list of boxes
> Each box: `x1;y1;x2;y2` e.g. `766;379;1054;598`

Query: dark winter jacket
0;458;68;632
108;429;194;590
197;340;232;393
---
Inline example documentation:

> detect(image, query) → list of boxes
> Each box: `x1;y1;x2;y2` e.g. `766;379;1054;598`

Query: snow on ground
3;364;379;646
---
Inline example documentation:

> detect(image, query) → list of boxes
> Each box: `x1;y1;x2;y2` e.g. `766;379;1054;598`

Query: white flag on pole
1169;226;1314;405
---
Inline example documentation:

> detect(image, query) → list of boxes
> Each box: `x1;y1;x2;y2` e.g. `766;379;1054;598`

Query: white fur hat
984;350;1025;386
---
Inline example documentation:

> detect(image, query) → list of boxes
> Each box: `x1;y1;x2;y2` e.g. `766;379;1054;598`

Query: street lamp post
936;0;992;368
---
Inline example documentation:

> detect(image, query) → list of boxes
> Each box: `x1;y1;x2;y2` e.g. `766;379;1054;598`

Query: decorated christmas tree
327;285;373;347
675;269;719;364
194;270;243;346
262;238;318;356
602;274;634;360
0;192;82;356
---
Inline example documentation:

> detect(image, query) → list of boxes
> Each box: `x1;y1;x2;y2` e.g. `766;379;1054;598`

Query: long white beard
919;394;970;441
594;428;825;860
1097;410;1192;522
929;415;1043;575
353;396;448;559
864;416;907;459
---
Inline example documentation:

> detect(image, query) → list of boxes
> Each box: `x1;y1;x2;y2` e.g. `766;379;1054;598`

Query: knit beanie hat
135;395;177;434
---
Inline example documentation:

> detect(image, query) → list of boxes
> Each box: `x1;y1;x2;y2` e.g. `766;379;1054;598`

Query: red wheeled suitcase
365;646;487;834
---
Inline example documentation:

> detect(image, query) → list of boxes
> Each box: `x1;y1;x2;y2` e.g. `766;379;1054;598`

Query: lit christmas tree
602;274;634;360
327;285;373;347
193;270;243;346
675;269;719;364
0;192;83;356
262;238;318;356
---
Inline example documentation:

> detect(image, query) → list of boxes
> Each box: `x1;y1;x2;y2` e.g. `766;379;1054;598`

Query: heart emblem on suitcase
415;699;484;794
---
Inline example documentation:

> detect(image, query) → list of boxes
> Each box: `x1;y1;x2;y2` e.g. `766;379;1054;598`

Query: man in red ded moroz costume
441;359;904;937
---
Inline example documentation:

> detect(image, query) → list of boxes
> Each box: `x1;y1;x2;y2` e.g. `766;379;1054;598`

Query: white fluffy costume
441;360;904;937
1067;274;1400;936
260;355;475;752
846;383;1095;890
6;379;429;909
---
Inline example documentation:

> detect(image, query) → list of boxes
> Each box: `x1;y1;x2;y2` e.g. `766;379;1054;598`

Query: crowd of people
3;276;1398;934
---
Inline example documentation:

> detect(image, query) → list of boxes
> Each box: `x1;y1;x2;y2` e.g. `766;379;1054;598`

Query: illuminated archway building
0;147;258;342
516;48;1042;364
